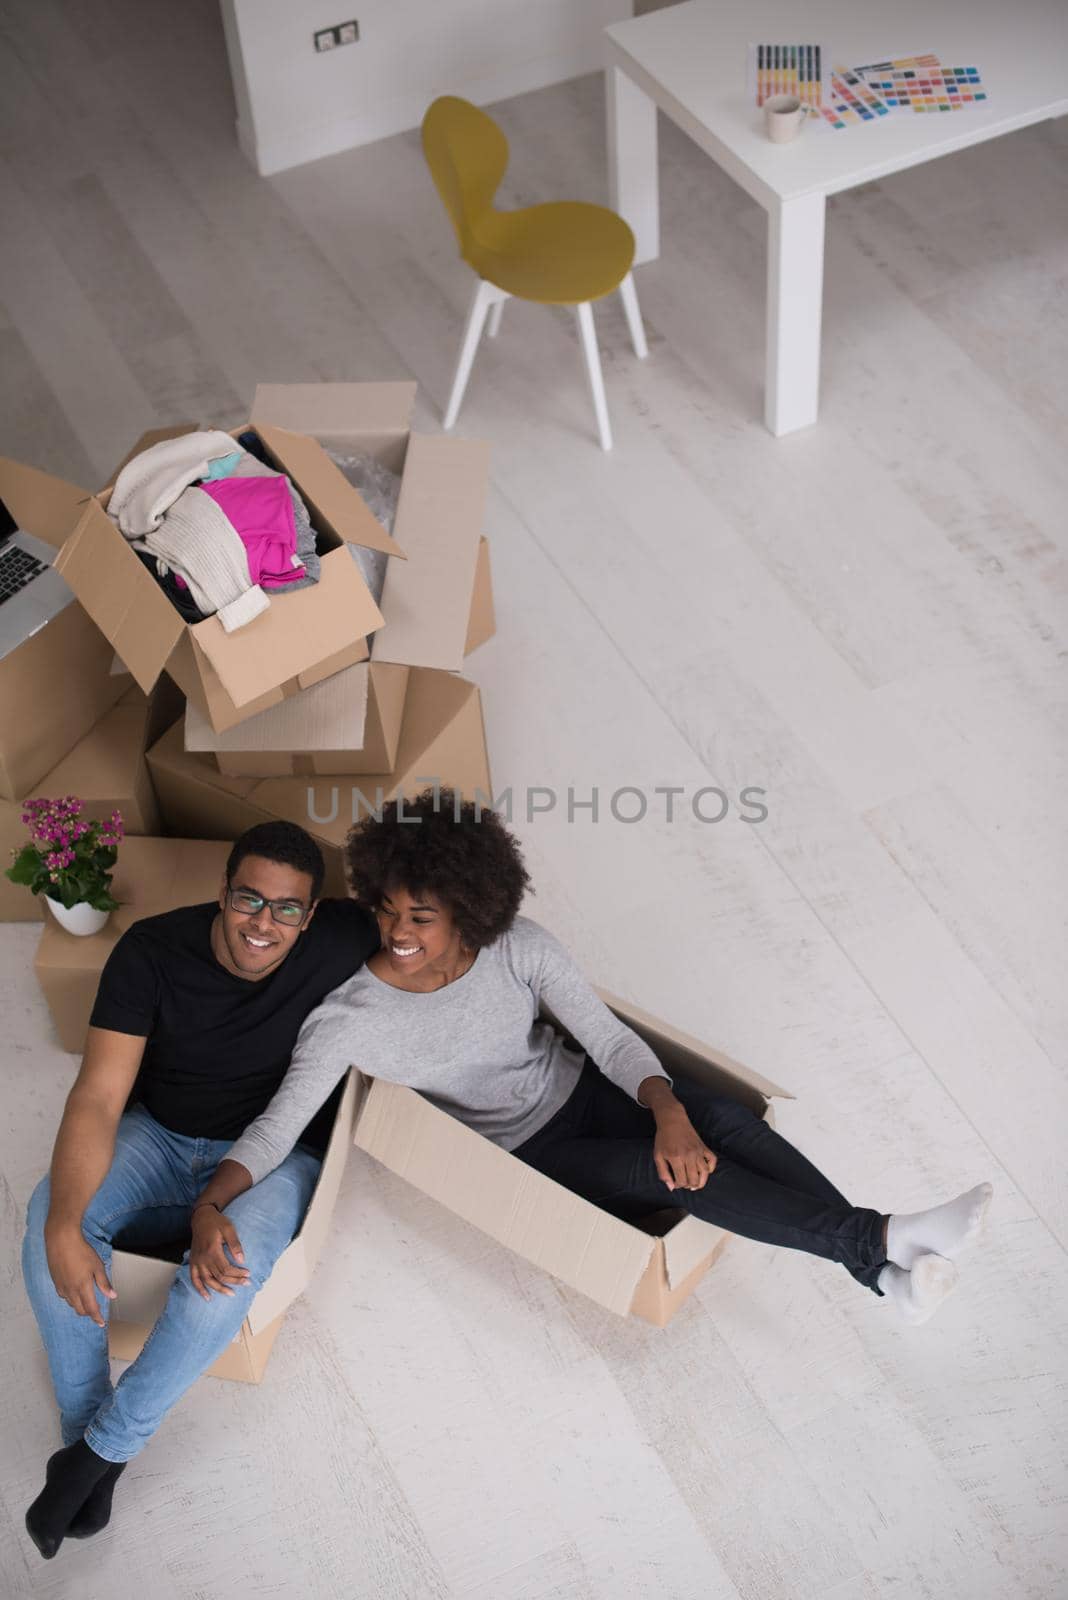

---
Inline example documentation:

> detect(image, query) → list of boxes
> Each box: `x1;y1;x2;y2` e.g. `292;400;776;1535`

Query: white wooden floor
1;2;1066;1596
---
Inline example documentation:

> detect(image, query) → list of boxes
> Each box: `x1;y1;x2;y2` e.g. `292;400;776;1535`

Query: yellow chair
422;95;648;451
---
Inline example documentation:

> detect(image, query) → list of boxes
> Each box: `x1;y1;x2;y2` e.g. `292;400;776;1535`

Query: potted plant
5;796;124;935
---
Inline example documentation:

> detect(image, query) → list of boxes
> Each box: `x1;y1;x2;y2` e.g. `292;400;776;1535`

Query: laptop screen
0;495;18;547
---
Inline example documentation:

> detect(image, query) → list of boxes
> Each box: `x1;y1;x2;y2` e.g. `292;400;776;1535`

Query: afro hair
345;788;530;950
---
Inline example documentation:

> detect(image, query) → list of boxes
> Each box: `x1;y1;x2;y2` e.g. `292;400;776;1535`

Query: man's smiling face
213;854;316;980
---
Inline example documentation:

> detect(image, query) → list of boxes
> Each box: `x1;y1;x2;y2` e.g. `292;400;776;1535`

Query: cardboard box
41;681;182;832
33;836;232;1054
181;526;494;780
184;661;411;778
0;457;132;801
57;385;493;744
465;536;495;656
108;1068;359;1383
351;993;794;1327
1;682;183;923
249;383;493;676
147;668;491;897
53;421;397;733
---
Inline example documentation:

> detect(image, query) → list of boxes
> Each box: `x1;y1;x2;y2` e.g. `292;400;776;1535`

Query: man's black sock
67;1460;126;1539
25;1440;114;1559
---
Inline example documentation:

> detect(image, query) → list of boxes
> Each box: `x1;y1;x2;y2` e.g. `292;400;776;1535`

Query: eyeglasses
227;888;308;926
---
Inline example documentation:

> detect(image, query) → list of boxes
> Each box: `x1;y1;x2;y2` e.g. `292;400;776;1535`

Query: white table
605;0;1068;435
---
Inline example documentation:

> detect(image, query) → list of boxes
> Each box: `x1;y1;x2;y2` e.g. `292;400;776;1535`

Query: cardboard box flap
354;1078;657;1316
246;1069;361;1335
110;1250;183;1325
660;1214;725;1291
187;545;383;713
185;663;369;754
596;988;796;1102
55;503;185;693
372;434;489;672
0;457;92;551
253;422;406;560
251;382;417;440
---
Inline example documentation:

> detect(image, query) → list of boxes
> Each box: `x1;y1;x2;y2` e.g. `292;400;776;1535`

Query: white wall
220;0;633;176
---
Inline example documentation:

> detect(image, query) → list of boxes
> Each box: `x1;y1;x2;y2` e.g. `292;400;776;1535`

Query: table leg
765;191;826;435
606;64;659;264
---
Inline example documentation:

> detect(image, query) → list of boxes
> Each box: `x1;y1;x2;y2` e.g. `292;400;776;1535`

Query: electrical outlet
313;21;359;52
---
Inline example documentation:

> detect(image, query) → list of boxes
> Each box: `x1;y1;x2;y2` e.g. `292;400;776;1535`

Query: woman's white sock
878;1253;959;1325
885;1182;993;1271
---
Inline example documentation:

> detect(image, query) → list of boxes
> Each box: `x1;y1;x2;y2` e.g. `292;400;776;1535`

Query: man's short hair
226;822;326;903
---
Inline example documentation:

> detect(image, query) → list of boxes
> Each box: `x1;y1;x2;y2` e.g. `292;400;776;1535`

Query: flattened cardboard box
34;837;232;1054
184;661;412;778
0;456;132;802
148;669;491;898
351;993;794;1327
53;419;396;734
109;1068;360;1382
1;682;182;923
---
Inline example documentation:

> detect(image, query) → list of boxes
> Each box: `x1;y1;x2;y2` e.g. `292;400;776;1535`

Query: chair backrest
421;96;509;260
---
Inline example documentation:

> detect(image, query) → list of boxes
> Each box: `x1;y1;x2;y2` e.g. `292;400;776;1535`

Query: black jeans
514;1059;888;1294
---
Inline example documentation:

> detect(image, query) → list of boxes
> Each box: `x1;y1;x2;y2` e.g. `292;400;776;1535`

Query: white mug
764;94;812;143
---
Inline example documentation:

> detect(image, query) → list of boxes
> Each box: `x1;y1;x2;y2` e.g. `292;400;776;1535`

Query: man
21;821;378;1560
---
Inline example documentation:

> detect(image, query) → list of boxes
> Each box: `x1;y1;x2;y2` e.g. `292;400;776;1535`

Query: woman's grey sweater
227;915;671;1184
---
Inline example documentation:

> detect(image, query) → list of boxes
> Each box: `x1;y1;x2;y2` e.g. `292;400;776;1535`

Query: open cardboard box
34;836;233;1054
147;668;491;897
177;383;495;770
0;456;132;802
351;992;794;1327
53;413;400;734
1;680;183;923
109;1068;359;1383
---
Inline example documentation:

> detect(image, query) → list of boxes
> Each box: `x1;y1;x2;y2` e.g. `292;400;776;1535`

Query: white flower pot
45;897;111;937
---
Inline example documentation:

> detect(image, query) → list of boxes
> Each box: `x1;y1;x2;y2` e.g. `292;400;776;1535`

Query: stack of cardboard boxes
8;382;789;1368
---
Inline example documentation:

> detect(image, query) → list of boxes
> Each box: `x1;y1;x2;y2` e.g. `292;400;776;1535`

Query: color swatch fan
748;43;825;108
854;55;987;111
822;65;891;128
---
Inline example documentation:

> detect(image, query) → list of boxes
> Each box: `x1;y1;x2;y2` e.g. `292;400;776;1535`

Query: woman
221;791;992;1324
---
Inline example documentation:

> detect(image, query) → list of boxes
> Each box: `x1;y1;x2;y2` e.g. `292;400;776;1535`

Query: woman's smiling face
375;884;466;982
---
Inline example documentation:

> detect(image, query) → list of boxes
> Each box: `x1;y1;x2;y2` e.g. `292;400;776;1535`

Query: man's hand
653;1107;718;1192
188;1205;251;1301
45;1223;117;1327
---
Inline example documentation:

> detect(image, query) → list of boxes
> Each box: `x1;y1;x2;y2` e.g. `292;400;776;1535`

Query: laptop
0;494;75;666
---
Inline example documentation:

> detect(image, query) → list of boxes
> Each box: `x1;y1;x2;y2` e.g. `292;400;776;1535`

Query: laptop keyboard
0;545;48;604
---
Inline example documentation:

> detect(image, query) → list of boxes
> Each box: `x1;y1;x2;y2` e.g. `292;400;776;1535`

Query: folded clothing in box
54;413;403;735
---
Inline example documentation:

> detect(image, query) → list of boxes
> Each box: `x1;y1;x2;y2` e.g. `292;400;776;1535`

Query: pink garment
198;476;307;591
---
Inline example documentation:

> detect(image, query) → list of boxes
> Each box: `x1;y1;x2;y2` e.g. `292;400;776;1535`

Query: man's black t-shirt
90;898;379;1151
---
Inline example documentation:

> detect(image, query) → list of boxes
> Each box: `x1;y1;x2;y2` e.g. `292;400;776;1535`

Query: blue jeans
514;1060;888;1294
22;1105;321;1463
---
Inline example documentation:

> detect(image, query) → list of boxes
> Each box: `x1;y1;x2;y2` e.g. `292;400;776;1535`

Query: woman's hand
653;1107;718;1192
188;1205;251;1301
